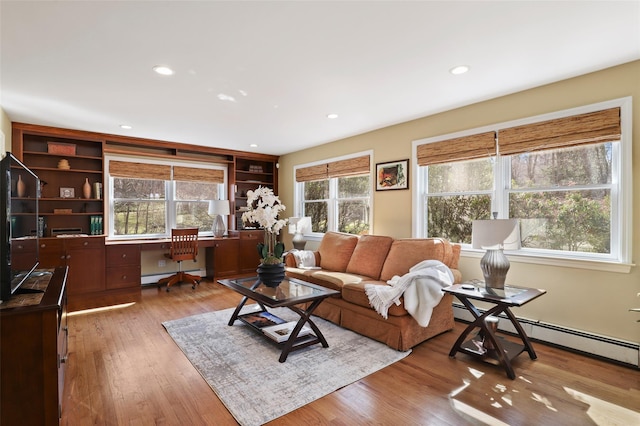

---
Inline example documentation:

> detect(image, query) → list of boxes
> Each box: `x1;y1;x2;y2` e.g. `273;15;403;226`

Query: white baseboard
452;304;640;368
141;268;206;286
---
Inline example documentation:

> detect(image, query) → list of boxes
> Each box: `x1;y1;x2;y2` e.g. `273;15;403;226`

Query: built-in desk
105;229;263;283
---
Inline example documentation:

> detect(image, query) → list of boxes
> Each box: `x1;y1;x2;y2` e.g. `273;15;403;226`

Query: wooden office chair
158;228;201;292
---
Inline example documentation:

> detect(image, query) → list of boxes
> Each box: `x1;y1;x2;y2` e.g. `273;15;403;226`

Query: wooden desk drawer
106;245;141;266
106;265;141;289
64;236;105;250
240;230;263;241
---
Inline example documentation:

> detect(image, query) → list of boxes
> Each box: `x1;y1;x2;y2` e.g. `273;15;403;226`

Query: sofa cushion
318;232;359;272
342;282;409;317
379;238;454;282
308;271;367;291
345;235;394;280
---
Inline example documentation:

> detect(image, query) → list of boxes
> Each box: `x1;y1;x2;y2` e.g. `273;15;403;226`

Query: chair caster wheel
166;287;170;292
192;285;196;290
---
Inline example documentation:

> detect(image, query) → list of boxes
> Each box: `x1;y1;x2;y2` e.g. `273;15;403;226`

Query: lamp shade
288;217;312;235
208;200;230;216
471;219;521;250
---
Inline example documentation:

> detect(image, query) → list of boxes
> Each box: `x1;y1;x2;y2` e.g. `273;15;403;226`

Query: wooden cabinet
1;267;68;425
233;157;278;230
38;236;106;311
238;230;264;274
12;123;104;237
105;244;141;290
205;238;239;279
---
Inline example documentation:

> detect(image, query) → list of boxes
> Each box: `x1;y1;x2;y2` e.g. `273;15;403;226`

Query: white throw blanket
365;260;454;327
290;249;319;269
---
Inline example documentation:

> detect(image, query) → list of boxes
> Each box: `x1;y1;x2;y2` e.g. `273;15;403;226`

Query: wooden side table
443;283;546;379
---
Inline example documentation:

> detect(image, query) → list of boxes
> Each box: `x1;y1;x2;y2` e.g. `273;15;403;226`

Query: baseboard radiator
141;268;207;286
452;304;640;368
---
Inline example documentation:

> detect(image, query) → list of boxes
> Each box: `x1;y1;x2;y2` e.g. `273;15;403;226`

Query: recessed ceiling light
153;65;174;76
327;113;339;119
450;65;470;75
119;124;132;130
249;143;258;148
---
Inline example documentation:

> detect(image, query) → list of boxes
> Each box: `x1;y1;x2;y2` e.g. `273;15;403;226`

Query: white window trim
104;154;227;240
293;150;374;241
412;97;633;273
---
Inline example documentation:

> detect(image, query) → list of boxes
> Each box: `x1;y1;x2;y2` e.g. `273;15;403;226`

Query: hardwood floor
62;280;639;425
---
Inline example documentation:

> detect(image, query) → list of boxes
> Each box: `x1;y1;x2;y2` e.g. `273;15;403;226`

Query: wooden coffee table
218;276;339;362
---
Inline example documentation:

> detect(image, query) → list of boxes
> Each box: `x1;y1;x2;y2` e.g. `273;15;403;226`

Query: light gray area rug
162;306;411;426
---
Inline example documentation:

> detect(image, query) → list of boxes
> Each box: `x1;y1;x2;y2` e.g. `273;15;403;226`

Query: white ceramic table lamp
472;219;521;289
208;200;230;238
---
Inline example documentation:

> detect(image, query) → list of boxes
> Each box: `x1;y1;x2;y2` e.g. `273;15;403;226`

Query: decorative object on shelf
47;141;76;155
472;218;521;289
59;187;74;198
208;199;231;238
16;174;26;197
242;186;288;287
376;159;409;191
39;180;47;197
57;159;70;169
90;215;103;235
93;182;102;199
82;178;91;199
288;216;312;250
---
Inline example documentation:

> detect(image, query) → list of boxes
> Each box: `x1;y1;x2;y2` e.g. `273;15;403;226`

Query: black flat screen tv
1;152;40;301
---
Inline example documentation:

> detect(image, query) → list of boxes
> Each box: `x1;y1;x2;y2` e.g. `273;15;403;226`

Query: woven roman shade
173;166;224;183
328;155;370;178
498;107;621;156
417;131;496;166
296;155;371;182
296;164;328;182
109;161;171;180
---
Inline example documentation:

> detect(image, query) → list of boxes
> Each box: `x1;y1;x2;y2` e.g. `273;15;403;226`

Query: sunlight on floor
67;302;136;317
450;367;559;424
564;387;640;426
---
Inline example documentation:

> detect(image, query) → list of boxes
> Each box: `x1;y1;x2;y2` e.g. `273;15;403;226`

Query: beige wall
279;60;640;343
1;107;11;154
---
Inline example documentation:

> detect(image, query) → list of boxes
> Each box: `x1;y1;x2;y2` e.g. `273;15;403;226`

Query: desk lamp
472;218;520;289
208;200;230;238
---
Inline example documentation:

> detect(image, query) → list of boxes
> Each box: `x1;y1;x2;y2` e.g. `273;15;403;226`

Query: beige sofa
285;232;462;351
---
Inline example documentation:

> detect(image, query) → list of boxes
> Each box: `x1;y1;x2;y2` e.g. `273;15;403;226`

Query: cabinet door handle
122;275;127;280
66;255;71;259
83;241;89;246
121;254;127;258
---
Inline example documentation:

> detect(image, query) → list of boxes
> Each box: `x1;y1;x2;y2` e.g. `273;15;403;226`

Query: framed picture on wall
375;159;409;191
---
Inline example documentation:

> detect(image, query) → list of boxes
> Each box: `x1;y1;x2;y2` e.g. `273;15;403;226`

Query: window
295;152;372;236
106;157;226;238
415;99;631;268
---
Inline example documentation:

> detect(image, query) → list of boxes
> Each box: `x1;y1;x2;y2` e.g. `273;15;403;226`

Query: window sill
461;248;634;274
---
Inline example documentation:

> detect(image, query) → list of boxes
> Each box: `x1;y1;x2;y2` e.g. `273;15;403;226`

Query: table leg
227;279;263;326
278;298;327;363
504;308;537;359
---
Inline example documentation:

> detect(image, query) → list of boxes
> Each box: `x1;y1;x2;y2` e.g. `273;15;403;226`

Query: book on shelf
262;321;312;343
240;311;286;329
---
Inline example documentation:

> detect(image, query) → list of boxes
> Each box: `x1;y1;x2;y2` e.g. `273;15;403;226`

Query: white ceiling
2;1;639;156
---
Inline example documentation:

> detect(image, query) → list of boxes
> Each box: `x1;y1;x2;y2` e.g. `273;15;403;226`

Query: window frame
412;97;632;273
105;155;227;240
294;151;374;240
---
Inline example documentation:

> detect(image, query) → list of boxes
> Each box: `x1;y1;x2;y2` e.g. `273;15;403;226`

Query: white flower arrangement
241;186;288;264
241;186;287;234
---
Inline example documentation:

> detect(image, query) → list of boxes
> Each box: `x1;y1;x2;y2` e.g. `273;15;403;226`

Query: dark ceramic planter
257;262;285;288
